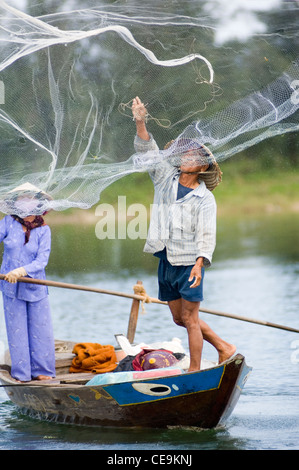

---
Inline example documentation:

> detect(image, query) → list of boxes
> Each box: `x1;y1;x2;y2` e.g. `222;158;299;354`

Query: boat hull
0;354;251;429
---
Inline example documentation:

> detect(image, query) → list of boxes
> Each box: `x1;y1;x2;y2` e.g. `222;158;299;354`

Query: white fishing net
0;0;298;217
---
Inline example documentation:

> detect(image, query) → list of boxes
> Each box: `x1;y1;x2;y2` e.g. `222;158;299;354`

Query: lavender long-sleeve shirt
0;215;51;301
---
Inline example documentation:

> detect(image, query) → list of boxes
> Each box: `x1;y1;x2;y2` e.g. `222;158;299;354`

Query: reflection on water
47;212;299;276
48;223;156;276
0;212;298;450
216;213;299;264
0;404;250;450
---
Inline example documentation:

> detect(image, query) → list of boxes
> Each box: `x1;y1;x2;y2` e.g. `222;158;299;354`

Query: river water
0;212;298;451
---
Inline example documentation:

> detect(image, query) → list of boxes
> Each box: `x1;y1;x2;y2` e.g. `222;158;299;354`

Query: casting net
0;0;298;216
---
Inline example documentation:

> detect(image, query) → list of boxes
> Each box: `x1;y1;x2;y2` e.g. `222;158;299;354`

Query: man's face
179;150;209;174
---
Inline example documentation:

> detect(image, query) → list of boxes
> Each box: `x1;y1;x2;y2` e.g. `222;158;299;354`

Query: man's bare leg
198;319;236;364
168;299;203;371
168;299;236;369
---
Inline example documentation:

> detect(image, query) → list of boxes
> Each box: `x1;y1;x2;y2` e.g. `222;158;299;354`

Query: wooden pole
127;280;142;343
0;274;149;302
197;306;299;334
0;274;298;334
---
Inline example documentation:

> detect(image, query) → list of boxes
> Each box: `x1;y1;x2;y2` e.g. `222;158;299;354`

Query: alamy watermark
95;196;149;240
94;196;198;241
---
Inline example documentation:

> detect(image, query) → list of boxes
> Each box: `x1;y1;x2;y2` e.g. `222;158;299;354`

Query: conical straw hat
8;182;52;199
164;140;222;191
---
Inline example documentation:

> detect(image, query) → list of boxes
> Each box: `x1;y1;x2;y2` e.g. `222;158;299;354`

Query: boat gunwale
0;353;246;391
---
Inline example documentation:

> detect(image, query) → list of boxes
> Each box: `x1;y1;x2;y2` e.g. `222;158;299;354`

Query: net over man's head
165;138;222;191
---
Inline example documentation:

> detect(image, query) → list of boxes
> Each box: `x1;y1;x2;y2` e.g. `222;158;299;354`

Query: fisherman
132;96;236;371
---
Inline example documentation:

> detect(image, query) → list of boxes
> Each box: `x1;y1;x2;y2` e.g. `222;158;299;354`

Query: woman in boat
0;183;56;382
131;96;236;371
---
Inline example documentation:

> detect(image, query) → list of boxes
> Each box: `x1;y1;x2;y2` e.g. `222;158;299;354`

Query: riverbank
47;162;299;225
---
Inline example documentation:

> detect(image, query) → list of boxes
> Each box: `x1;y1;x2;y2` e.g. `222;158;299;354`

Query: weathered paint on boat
0;352;251;429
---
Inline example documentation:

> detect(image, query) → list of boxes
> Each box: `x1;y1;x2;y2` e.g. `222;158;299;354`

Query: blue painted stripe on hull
102;364;226;406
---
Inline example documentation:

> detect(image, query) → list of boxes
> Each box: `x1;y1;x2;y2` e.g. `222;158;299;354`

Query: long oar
0;274;151;302
198;306;299;334
0;274;298;334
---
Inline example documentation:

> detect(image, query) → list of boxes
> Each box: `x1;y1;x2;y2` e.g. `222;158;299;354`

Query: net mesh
0;0;298;216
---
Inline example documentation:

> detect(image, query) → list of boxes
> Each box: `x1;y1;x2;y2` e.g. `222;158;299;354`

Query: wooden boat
0;345;251;429
0;278;252;429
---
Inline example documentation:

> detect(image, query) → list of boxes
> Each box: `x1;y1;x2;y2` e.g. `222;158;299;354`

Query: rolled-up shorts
157;257;204;302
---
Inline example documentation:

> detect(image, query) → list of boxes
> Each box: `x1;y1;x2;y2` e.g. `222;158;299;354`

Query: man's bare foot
218;343;237;364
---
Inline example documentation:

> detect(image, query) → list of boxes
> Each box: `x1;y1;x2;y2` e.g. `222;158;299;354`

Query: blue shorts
157;257;205;302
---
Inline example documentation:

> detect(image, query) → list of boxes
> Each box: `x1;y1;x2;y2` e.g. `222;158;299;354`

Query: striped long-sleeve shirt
133;134;217;267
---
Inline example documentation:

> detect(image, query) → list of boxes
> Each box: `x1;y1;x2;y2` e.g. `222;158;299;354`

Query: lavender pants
2;294;56;382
